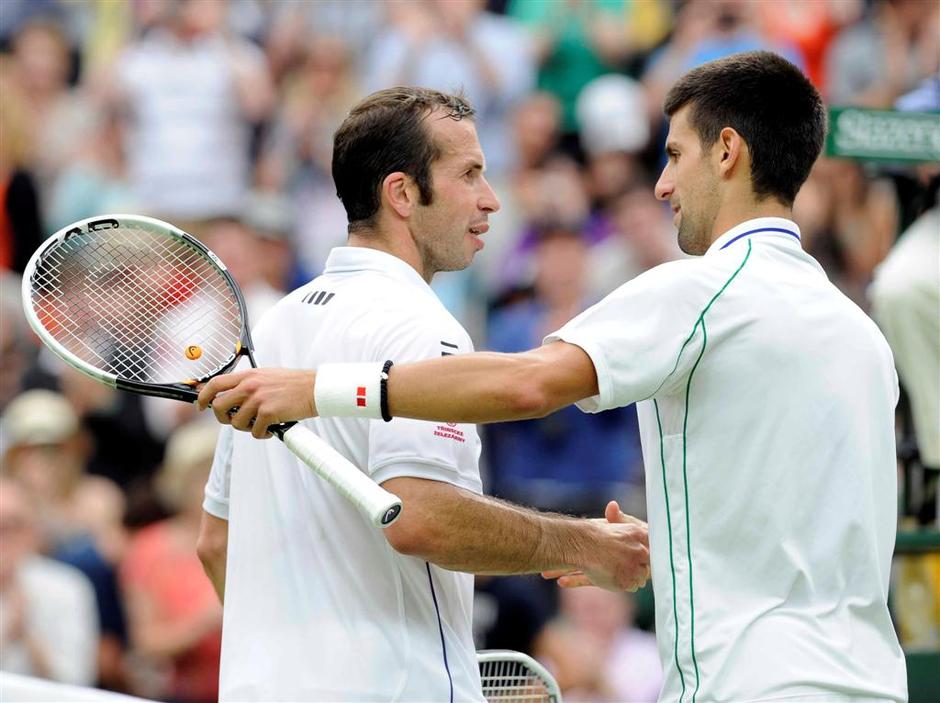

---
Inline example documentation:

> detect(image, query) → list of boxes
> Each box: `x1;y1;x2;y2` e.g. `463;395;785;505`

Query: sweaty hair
663;51;826;206
332;87;475;232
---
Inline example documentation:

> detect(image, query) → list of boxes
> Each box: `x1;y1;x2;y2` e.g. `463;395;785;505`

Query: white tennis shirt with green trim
545;217;906;703
204;247;485;702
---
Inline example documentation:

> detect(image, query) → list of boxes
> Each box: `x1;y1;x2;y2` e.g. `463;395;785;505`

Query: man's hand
196;369;317;438
542;501;651;591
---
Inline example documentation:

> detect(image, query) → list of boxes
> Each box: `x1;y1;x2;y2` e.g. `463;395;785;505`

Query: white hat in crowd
576;74;650;156
156;420;220;511
1;389;79;449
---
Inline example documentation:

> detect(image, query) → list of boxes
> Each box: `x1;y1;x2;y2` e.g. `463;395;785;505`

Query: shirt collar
323;246;433;293
706;217;802;256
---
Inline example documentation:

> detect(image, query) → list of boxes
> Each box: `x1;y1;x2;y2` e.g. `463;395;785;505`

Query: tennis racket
477;650;562;703
21;214;402;528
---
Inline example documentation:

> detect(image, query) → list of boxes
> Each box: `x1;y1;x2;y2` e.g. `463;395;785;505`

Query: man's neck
347;228;432;283
709;198;793;246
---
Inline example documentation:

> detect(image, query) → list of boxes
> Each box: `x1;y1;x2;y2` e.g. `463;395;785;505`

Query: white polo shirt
546;218;906;702
204;247;485;702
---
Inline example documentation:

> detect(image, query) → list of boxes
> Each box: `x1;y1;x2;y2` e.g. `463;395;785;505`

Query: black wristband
380;360;394;422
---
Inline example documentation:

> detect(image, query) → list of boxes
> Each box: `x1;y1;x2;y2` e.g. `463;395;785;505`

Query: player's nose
654;167;673;201
479;177;500;213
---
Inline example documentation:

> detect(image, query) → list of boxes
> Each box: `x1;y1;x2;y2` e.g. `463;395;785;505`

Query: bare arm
386;342;598;424
196;511;228;603
381;477;648;592
197;341;599;434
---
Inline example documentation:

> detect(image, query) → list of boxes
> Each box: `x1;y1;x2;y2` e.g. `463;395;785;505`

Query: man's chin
677;226;707;256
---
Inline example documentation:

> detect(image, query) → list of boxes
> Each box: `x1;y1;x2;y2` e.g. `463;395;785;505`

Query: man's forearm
383;478;647;590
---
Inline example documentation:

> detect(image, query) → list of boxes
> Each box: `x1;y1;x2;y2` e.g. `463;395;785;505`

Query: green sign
826;108;940;163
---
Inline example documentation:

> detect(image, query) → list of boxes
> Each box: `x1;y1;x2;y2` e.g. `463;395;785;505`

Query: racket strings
29;226;243;383
479;659;554;702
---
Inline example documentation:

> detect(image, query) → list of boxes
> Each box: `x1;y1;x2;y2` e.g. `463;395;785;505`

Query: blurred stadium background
0;0;937;701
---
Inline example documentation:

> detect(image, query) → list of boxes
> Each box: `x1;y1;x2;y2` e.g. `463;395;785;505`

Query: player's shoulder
297;269;472;354
607;254;742;303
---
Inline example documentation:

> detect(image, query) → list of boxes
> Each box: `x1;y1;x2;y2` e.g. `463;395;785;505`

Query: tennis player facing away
201;53;908;702
195;87;649;702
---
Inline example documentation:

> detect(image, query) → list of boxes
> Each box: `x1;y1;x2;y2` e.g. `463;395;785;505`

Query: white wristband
314;362;384;419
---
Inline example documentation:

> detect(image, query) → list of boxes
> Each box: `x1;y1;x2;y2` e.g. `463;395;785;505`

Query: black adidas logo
302;290;335;306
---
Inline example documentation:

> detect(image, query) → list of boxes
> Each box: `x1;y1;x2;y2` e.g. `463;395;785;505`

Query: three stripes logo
302;290;335;306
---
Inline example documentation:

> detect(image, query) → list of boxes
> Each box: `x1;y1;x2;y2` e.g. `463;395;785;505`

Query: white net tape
0;673;154;703
2;653;561;701
29;226;243;384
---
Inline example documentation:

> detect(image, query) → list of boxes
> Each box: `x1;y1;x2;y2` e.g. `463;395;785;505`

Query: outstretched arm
197;341;598;435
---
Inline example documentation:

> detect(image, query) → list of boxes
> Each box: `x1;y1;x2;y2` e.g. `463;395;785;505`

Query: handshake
541;501;651;593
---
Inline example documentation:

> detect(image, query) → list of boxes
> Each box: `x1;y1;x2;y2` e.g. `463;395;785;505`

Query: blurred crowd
1;0;938;701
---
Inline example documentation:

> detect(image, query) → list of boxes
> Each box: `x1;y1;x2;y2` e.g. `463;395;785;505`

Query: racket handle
277;424;402;528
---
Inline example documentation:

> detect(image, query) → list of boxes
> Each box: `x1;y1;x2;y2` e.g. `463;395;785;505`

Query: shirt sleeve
366;309;482;494
203;425;233;520
543;259;716;413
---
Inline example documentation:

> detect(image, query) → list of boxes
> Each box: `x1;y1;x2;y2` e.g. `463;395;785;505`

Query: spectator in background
1;390;129;689
7;17;98;218
826;0;939;108
241;189;298;294
264;0;385;85
0;274;34;411
473;91;563;301
120;421;222;703
106;0;274;222
0;63;42;273
793;158;899;307
589;179;683;300
508;0;630;138
0;476;99;686
547;587;661;702
576;73;651;210
871;167;940;478
259;36;359;278
473;574;556;658
644;0;802;119
755;0;862;91
200;217;283;323
365;0;535;176
498;155;598;291
486;226;643;517
45;105;137;233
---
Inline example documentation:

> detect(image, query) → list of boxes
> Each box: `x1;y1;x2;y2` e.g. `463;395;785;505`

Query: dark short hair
663;51;826;206
332;87;475;232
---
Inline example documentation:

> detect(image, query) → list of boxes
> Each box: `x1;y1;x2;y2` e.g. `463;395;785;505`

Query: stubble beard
418;224;473;279
677;214;710;256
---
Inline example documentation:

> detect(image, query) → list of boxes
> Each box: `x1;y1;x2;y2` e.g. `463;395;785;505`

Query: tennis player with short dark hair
202;53;907;701
196;87;649;702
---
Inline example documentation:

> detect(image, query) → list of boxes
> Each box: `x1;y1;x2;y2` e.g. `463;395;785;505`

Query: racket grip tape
278;424;402;527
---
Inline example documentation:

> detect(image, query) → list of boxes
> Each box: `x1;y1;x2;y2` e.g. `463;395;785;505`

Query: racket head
477;649;561;703
21;214;253;403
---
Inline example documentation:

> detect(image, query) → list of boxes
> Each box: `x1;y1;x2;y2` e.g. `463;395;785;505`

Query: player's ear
716;126;745;179
382;172;416;219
